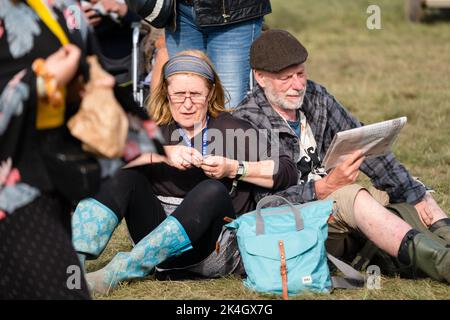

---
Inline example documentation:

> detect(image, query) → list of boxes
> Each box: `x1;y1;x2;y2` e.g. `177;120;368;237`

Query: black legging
94;169;236;267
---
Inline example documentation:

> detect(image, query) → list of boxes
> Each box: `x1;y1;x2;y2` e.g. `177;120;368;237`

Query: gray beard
266;89;306;110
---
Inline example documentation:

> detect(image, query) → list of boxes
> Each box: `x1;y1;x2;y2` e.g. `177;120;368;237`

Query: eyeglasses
168;92;208;104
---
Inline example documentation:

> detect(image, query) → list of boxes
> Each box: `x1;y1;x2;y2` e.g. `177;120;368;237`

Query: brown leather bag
68;56;128;158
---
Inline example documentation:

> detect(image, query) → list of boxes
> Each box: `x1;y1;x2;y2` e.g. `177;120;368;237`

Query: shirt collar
253;84;302;136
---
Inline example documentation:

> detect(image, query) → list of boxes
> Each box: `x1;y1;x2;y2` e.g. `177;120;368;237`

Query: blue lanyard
177;116;209;157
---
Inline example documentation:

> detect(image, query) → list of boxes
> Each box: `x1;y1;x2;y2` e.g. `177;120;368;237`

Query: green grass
89;0;450;299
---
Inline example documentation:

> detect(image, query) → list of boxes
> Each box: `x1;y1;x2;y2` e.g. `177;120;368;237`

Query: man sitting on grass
233;29;450;283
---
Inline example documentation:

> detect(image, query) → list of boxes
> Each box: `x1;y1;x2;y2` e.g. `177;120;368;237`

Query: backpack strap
278;240;288;300
327;253;365;289
351;239;380;271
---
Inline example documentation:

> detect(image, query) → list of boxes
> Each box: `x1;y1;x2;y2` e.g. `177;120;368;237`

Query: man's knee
327;184;366;231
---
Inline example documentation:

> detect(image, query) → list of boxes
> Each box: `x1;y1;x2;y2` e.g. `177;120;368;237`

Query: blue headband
164;55;215;82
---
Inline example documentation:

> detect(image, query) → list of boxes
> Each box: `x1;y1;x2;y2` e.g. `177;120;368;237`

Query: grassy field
88;0;450;300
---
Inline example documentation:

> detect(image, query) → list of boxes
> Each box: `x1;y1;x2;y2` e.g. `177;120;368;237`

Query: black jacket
184;0;271;27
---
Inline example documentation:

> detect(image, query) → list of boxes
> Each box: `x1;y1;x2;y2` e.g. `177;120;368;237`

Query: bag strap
255;195;304;235
26;0;70;45
278;240;288;300
327;253;366;289
351;239;380;271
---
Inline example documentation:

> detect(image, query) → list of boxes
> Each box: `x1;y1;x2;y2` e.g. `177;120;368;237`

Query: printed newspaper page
322;117;407;171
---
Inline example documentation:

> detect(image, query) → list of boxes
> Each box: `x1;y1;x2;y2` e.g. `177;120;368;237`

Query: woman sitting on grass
71;50;298;295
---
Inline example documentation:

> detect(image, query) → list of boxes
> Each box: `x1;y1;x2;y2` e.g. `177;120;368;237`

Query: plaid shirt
233;81;426;205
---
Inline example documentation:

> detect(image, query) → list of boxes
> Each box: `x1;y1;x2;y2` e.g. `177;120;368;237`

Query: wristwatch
235;161;246;181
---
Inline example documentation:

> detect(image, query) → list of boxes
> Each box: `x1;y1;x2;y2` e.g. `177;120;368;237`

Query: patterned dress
0;0;98;299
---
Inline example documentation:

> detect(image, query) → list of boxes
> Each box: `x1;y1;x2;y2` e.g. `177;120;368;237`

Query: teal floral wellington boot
85;215;192;295
72;198;119;270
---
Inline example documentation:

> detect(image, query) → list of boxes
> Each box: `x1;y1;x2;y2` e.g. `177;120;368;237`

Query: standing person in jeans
165;0;271;109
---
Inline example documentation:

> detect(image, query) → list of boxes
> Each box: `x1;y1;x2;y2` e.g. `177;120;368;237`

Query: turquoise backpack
226;196;335;298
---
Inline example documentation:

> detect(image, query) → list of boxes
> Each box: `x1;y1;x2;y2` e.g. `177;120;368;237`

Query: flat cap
250;29;308;73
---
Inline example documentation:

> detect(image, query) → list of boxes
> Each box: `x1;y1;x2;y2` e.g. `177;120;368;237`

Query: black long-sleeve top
137;112;298;215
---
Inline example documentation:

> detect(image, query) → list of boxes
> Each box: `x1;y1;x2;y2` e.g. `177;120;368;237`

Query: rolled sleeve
271;155;298;191
361;153;426;204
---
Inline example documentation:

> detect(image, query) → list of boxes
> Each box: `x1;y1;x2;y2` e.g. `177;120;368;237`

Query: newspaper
322;117;407;171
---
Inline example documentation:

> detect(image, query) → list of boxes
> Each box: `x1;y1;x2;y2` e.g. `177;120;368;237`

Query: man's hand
414;193;448;227
315;150;365;199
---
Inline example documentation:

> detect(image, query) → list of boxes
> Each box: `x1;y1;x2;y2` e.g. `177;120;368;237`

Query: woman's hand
165;145;203;170
201;156;238;179
44;44;81;87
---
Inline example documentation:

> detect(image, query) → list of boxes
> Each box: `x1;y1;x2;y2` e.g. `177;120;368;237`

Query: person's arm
1;45;81;165
323;94;441;225
150;35;169;95
360;154;426;204
321;85;427;204
122;152;165;168
200;156;275;188
199;114;299;189
253;151;366;204
124;145;201;170
200;154;298;190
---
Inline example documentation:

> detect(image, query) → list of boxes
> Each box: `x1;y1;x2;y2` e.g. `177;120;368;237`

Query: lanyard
27;0;69;129
26;0;69;45
177;116;210;157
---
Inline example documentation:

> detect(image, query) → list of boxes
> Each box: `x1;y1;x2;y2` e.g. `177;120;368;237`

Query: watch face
237;164;245;175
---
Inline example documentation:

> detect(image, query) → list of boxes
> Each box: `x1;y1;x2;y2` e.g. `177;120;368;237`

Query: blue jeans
165;3;263;109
